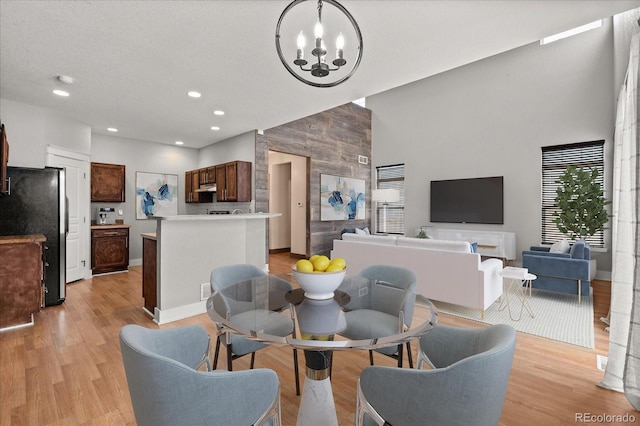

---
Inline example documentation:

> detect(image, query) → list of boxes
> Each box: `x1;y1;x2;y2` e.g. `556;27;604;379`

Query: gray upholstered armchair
120;324;281;426
522;239;591;302
210;263;300;395
341;264;417;367
356;324;516;426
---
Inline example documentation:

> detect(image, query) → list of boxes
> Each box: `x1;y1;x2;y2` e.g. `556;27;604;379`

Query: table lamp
372;188;400;233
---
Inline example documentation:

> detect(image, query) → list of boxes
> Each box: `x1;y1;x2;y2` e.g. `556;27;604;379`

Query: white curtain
598;32;639;410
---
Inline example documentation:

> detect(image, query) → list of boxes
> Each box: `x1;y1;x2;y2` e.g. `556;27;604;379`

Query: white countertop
150;213;281;221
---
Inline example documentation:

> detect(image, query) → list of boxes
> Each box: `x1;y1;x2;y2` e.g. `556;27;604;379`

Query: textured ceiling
1;1;638;149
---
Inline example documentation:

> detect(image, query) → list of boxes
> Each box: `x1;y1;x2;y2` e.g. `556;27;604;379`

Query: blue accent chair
522;240;591;303
356;324;516;426
119;324;281;426
210;264;300;395
341;264;417;368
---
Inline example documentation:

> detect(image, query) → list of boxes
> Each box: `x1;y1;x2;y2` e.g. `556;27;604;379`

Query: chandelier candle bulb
297;31;305;58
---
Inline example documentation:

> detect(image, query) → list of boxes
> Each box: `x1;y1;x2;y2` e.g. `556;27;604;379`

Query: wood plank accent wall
255;102;372;256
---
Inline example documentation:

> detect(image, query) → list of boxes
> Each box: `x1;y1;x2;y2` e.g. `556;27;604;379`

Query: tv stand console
431;228;516;261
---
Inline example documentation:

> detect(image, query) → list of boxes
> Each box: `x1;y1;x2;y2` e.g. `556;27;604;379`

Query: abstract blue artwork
135;172;178;219
320;174;365;221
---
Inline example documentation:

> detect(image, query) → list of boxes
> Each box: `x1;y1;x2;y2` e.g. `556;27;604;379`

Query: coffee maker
95;207;116;225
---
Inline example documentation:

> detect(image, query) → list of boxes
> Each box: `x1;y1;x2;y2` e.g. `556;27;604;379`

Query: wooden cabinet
185;161;250;203
91;226;129;274
185;169;199;203
0;235;44;330
216;161;251;202
0;124;8;195
91;162;125;202
142;234;157;315
185;169;213;203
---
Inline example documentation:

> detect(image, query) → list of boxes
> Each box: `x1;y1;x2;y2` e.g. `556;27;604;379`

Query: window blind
375;164;405;234
541;140;605;247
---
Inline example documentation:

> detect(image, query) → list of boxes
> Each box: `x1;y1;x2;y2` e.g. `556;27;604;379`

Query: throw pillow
470;242;478;253
363;227;370;235
355;228;366;235
550;239;570;253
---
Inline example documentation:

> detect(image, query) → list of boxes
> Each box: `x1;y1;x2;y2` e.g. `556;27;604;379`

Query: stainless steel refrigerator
0;166;66;306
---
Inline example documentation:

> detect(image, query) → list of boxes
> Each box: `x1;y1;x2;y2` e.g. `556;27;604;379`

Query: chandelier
275;0;363;88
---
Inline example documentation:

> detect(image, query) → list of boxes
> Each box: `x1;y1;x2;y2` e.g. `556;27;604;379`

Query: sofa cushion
342;233;398;245
355;227;371;235
550;239;570;254
569;240;589;260
396;237;471;253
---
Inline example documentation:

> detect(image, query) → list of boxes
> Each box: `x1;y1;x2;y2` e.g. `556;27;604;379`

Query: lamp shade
372;189;400;203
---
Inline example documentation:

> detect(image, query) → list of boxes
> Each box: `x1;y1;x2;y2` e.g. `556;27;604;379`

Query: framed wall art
320;174;365;221
135;171;178;219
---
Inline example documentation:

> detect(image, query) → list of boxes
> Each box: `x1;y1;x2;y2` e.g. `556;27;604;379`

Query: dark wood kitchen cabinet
0;235;45;330
91;225;130;274
91;162;125;202
1;124;9;195
185;169;212;203
185;169;199;203
216;161;251;202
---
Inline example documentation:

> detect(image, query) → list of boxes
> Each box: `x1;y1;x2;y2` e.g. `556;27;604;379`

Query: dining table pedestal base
297;350;338;426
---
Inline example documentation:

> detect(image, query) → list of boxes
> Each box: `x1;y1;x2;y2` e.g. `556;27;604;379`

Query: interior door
46;147;90;282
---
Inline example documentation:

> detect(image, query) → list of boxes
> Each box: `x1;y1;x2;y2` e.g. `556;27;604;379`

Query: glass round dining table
206;273;438;426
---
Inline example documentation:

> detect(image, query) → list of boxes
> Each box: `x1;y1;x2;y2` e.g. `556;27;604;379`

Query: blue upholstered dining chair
356;324;516;426
210;263;300;395
341;264;417;368
119;324;281;426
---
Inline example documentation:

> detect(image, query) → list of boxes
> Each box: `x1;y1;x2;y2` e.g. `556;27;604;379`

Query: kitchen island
144;213;280;324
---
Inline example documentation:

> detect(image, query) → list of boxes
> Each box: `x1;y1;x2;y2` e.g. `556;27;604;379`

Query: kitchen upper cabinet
1;124;8;195
91;226;129;274
0;124;9;196
185;169;213;203
216;161;251;202
185;169;199;203
91;162;125;202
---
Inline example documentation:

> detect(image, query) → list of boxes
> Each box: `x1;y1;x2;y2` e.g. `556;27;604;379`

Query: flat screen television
430;176;504;224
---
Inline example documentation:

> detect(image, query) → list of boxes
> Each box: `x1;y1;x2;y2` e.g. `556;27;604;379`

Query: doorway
268;151;308;257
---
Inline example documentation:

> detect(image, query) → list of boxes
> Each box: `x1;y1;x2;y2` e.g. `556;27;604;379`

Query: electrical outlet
358;155;368;165
358;287;368;297
200;283;211;301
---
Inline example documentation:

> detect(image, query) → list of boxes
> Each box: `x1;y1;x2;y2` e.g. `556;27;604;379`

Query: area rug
431;288;594;349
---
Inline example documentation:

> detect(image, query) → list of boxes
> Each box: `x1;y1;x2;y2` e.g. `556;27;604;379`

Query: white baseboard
154;300;207;325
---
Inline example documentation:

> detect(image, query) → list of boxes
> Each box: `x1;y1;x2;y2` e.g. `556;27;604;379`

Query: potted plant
552;165;611;279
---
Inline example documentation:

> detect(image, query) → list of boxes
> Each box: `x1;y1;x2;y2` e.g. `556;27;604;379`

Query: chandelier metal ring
275;0;363;88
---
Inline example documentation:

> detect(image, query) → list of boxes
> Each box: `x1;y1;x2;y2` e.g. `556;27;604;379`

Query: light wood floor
1;253;635;425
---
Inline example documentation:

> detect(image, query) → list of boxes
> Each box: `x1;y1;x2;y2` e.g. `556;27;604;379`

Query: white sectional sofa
331;233;503;316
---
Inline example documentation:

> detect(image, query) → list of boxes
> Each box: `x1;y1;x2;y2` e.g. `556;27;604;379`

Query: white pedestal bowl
292;266;346;300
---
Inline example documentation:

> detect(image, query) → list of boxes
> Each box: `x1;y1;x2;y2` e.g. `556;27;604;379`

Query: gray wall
1;98;91;167
367;17;622;275
91;133;199;263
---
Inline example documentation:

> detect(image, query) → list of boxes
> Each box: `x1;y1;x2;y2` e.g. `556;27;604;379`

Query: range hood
195;184;217;192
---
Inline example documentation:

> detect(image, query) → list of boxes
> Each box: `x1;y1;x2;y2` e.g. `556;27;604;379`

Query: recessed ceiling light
213;110;225;116
107;128;118;132
57;75;74;85
53;89;69;97
175;141;184;145
210;126;220;131
187;91;201;98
